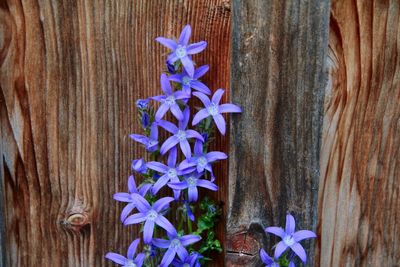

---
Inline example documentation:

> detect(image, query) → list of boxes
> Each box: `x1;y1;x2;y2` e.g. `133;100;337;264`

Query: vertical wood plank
0;0;231;266
316;0;400;266
227;0;330;266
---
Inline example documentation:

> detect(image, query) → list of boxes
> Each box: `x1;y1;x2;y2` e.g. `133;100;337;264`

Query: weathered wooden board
316;0;400;266
0;1;231;266
227;0;330;266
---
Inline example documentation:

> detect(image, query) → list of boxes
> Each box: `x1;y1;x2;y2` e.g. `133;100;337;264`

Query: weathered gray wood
227;0;331;266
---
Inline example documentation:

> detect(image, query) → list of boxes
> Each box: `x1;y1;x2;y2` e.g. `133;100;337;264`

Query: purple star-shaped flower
152;232;201;267
132;158;147;174
156;25;207;77
113;175;152;222
169;65;211;95
192;89;242;135
146;147;194;198
105;238;145;267
129;122;159;152
168;172;218;202
265;214;317;263
152;73;190;121
259;248;295;267
179;140;227;180
172;252;202;267
159;107;204;158
124;194;176;244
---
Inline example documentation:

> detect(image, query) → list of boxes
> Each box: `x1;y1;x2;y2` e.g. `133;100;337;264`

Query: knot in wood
64;212;90;232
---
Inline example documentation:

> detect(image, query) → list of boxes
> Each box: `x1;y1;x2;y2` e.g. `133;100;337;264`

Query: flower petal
160;136;180;155
143;220;155;244
193;92;211;107
128;175;137;193
206;151;227;162
180;56;194;77
168;147;177;167
180;235;201;246
188;186;198;202
169;73;184;82
160;73;172;94
290;242;307;263
192;109;210;126
158;119;179;134
259;248;274;265
170;104;184;121
150;122;159;140
135;253;145;266
219;103;242;113
161;247;176;267
152;174;170;195
155;103;170;121
191;80;211;95
179;107;191;129
155;37;178;50
179;25;191;45
176;246;189;261
180;139;192;159
285;214;296;234
293;230;317;242
156;215;177;235
120;203;135;222
187;41;207;54
274;241;288;259
146;161;168;173
105;252;127;265
131;193;151;213
186;130;204;142
152;238;171;249
265;227;286;238
213;114;226;135
153;196;175;212
129;134;148;145
196;179;218;191
193;65;209;79
168;181;188;190
194;140;203;155
113;192;132;202
124;213;146;225
127;238;140;260
211;89;224;104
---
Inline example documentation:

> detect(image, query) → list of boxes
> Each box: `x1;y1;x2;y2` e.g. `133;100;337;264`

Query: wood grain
0;0;231;266
227;0;330;266
316;0;400;266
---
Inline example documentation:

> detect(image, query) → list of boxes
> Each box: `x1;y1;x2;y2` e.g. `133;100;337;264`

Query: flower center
175;46;187;58
124;260;137;267
170;239;181;249
187;177;197;187
197;156;208;168
182;76;192;86
176;130;187;141
283;235;295;246
146;210;158;221
165;95;176;106
207;103;219;116
167;168;177;178
183;264;190;267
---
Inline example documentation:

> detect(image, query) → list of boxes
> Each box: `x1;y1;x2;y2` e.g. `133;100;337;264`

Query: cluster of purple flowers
260;214;317;267
106;25;241;267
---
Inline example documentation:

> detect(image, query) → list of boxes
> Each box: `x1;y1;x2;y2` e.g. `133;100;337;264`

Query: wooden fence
0;0;399;266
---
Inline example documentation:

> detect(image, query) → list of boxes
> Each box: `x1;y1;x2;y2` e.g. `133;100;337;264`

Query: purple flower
152;73;190;121
146;147;194;198
168;172;218;202
132;158;147;174
141;112;151;128
192;89;242;135
179;140;227;179
152;232;201;267
169;65;211;95
172;252;202;267
136;98;149;109
129;122;159;152
166;60;177;74
265;214;317;263
159;107;204;158
124;194;176;244
156;25;207;77
259;248;282;267
105;238;145;267
113;175;152;222
184;200;195;221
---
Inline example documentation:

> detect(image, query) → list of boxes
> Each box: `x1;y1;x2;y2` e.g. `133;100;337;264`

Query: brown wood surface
227;0;331;266
0;1;231;266
316;0;400;266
